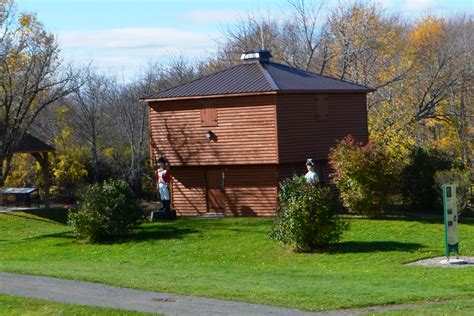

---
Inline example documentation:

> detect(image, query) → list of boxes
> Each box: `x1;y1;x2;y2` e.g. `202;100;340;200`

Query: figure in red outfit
155;156;172;212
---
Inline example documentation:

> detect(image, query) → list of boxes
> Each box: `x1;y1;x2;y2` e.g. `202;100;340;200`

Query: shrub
51;127;89;203
435;168;472;213
68;180;142;243
271;176;348;252
328;135;398;217
401;147;453;211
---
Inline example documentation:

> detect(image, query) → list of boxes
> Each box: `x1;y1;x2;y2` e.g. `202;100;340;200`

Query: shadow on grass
25;208;70;224
190;217;273;232
379;205;474;225
327;241;423;254
349;213;474;225
2;208;70;225
126;223;198;243
2;223;198;245
22;231;73;241
0;231;74;245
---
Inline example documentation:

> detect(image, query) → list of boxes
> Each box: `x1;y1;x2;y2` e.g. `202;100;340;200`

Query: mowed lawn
0;210;473;312
0;293;155;316
371;297;474;316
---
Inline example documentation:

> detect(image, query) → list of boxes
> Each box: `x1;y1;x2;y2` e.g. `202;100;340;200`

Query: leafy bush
51;128;89;203
401;147;453;211
328;135;398;217
68;180;142;243
435;168;472;213
271;176;348;252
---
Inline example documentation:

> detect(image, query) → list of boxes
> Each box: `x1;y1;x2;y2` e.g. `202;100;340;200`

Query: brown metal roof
263;62;372;91
143;60;373;101
14;133;55;153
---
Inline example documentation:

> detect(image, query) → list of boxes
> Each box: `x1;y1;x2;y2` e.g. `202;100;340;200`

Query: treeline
2;0;472;205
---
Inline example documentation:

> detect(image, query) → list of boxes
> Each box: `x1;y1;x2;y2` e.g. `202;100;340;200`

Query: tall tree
405;16;458;122
414;16;473;163
215;1;329;73
0;2;81;185
68;71;110;182
104;80;148;196
327;1;408;87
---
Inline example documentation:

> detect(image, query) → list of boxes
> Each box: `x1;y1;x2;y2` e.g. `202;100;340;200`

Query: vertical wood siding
276;93;369;163
149;95;278;166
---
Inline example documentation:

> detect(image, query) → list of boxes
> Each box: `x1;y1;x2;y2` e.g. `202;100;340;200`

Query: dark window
201;102;217;127
315;95;328;121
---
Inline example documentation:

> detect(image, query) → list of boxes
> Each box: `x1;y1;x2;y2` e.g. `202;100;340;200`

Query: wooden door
206;169;225;213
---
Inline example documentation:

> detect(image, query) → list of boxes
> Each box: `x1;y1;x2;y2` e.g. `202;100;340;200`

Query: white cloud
403;0;438;11
180;9;244;25
56;27;220;79
58;27;216;50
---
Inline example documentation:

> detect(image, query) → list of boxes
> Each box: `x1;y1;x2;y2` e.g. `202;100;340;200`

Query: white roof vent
240;49;272;63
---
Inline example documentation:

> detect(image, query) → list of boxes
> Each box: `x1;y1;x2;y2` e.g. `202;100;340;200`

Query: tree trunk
32;152;51;208
92;134;99;182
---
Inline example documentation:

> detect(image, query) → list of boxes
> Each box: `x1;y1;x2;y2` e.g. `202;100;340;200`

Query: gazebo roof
14;133;55;153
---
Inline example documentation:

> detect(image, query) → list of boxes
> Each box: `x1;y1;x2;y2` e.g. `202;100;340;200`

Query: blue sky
19;0;473;79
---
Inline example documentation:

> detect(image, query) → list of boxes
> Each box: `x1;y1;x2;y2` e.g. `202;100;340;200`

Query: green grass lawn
0;210;473;312
365;298;474;315
0;293;155;315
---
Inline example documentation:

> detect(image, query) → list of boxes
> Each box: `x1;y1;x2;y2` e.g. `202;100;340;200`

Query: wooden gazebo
12;133;55;207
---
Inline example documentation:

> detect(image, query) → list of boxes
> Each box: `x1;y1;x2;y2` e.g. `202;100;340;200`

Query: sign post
442;184;459;260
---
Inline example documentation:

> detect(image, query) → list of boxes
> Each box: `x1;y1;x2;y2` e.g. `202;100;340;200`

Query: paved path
0;272;321;315
0;272;448;315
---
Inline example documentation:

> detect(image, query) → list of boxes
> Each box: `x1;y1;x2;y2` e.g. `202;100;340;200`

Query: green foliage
401;147;453;211
329;135;398;216
52;146;89;203
68;180;142;243
51;121;89;203
271;175;348;252
141;161;158;200
435;168;472;212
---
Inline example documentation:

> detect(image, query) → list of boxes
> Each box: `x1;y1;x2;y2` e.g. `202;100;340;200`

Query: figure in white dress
305;159;319;184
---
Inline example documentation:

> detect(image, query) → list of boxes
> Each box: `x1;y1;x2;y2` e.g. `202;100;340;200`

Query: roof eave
15;148;55;153
142;91;278;103
276;88;375;94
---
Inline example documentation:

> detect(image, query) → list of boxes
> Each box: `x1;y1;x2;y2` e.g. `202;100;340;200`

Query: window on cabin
315;95;328;121
201;102;217;127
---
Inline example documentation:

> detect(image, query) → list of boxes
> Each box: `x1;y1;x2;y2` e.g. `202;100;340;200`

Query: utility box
442;184;459;258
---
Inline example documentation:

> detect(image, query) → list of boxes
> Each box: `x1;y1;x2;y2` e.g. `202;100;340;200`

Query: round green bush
435;168;472;213
329;135;398;216
271;176;348;252
68;180;142;243
401;147;453;211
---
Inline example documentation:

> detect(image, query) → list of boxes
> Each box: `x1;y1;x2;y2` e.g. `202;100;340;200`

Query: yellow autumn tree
3;153;40;188
50;106;89;203
325;2;416;162
403;15;473;164
0;2;81;188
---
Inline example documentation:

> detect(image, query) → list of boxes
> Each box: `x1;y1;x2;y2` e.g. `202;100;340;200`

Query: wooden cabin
143;50;373;216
